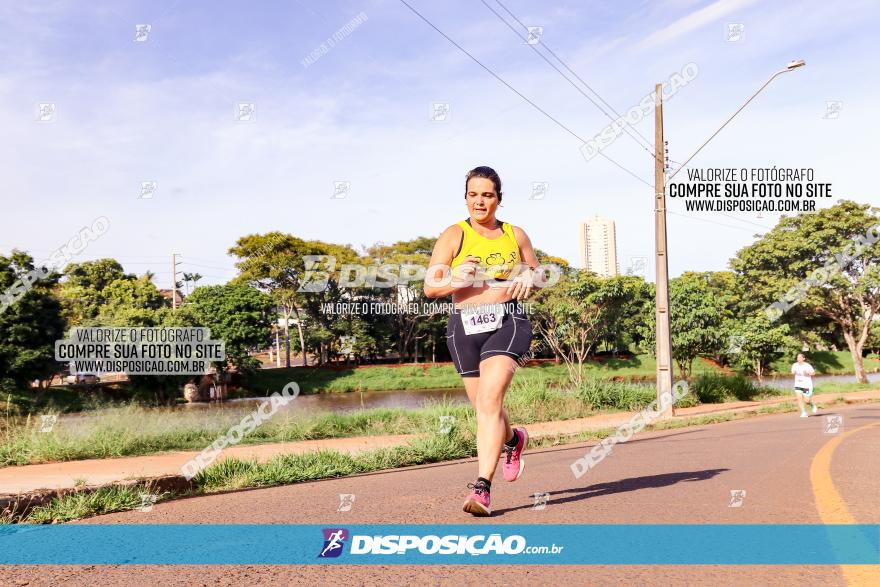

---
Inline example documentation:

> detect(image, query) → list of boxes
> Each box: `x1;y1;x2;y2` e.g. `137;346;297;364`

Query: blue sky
1;0;878;287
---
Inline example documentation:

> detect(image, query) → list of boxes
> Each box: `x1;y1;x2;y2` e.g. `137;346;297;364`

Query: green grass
24;484;165;524
240;364;465;395
13;394;880;524
241;353;725;396
690;373;782;403
193;428;477;492
767;350;880;376
810;381;877;394
1;383;140;418
0;374;604;466
0;399;474;467
0;372;797;467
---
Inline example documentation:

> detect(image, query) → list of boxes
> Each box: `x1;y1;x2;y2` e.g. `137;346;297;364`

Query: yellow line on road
810;419;880;585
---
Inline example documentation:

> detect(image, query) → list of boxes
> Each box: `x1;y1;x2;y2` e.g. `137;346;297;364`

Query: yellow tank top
450;219;521;280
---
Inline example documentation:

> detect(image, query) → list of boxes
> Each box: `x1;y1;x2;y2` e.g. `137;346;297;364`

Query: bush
691;373;766;403
574;379;656;411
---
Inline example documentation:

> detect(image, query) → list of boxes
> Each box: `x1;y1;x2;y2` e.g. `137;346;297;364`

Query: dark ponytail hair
465;166;503;202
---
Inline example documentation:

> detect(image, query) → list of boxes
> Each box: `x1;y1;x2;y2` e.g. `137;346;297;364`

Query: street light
668;60;806;180
653;60;805;417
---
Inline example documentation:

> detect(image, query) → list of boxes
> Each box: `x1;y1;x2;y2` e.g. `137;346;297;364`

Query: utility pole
654;84;674;418
171;253;181;310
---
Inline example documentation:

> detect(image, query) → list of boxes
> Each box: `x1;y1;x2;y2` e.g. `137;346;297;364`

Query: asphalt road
3;403;879;586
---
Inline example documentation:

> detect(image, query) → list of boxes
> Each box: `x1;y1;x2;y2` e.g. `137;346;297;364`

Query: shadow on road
493;468;728;516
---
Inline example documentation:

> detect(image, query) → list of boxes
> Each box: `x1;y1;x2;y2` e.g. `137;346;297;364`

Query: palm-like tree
181;272;203;295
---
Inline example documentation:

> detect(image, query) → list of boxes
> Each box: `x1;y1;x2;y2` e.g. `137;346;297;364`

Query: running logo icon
319;528;349;558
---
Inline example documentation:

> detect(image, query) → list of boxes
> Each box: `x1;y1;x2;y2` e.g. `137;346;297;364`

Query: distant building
158;289;184;307
579;216;619;277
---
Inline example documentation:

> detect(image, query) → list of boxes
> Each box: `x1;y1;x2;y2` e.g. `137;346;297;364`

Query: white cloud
638;0;759;49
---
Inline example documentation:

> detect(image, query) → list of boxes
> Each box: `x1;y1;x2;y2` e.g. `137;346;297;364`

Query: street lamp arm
668;68;792;181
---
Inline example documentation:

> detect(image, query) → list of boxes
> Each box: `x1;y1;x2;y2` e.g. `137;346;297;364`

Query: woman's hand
505;266;535;300
451;256;481;288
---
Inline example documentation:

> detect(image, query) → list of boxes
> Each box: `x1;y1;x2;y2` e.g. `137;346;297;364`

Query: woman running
424;165;540;516
791;352;818;417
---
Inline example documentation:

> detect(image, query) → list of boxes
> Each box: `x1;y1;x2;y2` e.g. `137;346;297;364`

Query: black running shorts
446;300;533;377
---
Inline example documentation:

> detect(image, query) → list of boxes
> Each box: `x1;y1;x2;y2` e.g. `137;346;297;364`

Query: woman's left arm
512;226;540;270
505;226;540;300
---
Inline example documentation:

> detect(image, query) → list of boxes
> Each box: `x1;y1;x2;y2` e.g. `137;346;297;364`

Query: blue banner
1;524;878;565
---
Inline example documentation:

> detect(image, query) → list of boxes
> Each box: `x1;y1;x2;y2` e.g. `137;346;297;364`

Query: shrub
574;379;656;411
691;373;765;403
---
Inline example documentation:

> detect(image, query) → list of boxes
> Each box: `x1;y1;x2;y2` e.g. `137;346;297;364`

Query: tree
185;284;274;373
0;252;66;388
123;307;202;405
230;233;348;367
593;275;652;353
724;315;796;383
181;272;203;295
640;273;727;379
58;259;135;325
363;238;436;364
732;200;880;383
95;275;167;325
531;270;609;386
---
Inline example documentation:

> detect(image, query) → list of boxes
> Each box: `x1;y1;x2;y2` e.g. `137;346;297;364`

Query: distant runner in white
791;352;818;418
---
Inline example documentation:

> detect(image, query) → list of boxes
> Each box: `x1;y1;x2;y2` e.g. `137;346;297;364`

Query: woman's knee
475;389;504;414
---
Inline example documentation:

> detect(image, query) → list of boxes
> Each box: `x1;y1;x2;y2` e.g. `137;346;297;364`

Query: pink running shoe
463;481;491;516
502;427;528;482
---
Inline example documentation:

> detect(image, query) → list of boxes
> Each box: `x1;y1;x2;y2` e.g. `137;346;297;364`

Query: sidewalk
0;435;416;495
3;389;878;497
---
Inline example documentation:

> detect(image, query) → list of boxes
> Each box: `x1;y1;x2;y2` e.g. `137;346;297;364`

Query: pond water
54;371;878;425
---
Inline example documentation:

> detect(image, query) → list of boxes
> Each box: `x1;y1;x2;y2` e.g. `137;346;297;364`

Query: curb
1;475;195;523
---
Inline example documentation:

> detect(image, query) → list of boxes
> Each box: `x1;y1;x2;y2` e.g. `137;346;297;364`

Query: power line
666;210;763;233
483;1;778;237
396;0;652;188
487;0;658;158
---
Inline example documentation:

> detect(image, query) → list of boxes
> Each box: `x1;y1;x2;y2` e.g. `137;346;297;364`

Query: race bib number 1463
461;304;505;335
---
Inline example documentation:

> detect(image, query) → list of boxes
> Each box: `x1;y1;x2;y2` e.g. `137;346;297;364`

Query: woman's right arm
424;225;463;299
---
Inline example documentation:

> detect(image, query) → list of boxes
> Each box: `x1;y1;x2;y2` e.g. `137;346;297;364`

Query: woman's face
797;353;805;363
465;177;499;223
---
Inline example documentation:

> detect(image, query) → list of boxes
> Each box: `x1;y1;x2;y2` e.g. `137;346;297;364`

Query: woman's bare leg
473;355;517;482
462;377;512;437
